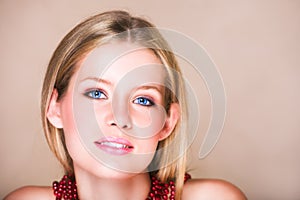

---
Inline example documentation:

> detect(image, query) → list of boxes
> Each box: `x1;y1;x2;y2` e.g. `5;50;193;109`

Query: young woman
5;10;247;200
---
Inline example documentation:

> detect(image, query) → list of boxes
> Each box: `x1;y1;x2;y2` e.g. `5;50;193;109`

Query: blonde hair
41;10;188;199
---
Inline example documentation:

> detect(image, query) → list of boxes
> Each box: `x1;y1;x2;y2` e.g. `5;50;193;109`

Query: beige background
1;0;299;199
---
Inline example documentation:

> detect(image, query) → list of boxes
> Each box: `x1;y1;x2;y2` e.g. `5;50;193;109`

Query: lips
94;137;134;155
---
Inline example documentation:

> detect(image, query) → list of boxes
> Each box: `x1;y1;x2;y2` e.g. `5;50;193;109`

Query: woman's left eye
133;97;154;106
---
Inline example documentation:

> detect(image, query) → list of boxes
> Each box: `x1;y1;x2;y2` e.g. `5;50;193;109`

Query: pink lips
94;137;134;155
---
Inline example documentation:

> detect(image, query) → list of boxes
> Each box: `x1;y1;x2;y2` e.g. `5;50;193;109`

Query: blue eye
84;89;106;99
133;97;154;106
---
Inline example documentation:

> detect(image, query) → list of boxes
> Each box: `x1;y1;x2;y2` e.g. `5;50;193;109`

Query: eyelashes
133;97;155;106
84;89;107;99
83;89;155;107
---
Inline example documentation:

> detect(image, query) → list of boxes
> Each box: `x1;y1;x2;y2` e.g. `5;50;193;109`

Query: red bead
155;185;162;189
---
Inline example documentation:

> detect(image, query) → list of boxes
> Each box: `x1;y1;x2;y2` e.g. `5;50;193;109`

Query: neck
74;164;151;200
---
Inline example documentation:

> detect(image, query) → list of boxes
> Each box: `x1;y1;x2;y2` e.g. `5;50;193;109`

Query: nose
106;102;132;130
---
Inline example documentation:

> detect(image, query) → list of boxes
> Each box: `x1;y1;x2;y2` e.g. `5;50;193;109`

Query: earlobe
159;103;180;141
46;89;63;129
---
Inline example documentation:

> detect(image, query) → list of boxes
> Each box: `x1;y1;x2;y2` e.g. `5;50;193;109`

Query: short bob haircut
41;10;188;198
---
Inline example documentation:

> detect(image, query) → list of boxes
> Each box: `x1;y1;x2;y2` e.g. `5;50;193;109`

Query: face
47;42;179;178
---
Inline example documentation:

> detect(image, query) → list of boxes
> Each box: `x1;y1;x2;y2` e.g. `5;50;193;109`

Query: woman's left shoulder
182;178;247;200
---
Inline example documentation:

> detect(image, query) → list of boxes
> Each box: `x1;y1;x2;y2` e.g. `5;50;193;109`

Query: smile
98;141;133;149
94;137;134;155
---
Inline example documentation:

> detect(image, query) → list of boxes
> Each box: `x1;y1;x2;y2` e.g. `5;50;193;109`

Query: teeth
100;141;129;149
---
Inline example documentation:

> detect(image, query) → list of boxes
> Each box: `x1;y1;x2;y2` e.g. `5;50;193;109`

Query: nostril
109;122;131;129
122;124;131;129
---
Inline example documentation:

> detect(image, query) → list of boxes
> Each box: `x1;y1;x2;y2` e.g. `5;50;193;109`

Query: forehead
76;43;166;86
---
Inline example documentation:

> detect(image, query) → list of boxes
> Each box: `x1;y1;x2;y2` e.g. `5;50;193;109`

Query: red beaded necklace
53;173;191;200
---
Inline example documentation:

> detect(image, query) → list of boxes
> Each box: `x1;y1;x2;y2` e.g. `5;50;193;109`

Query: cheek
72;93;104;141
131;107;153;128
60;95;98;153
60;96;77;136
60;99;84;159
130;105;167;138
135;138;160;154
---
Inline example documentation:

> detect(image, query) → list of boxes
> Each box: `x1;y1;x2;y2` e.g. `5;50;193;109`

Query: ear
159;103;180;141
46;89;63;129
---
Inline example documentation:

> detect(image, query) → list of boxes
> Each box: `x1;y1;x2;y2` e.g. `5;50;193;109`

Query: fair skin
5;43;247;200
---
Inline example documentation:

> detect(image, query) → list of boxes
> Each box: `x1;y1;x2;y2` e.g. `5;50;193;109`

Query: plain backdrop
1;0;299;199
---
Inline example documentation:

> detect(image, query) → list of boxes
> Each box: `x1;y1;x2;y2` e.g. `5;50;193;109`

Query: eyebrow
80;77;112;85
136;85;163;94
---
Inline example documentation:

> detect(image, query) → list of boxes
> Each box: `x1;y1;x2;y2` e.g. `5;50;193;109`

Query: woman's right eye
84;89;107;99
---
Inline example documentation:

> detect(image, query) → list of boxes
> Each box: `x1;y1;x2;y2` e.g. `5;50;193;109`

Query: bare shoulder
182;178;247;200
4;186;53;200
